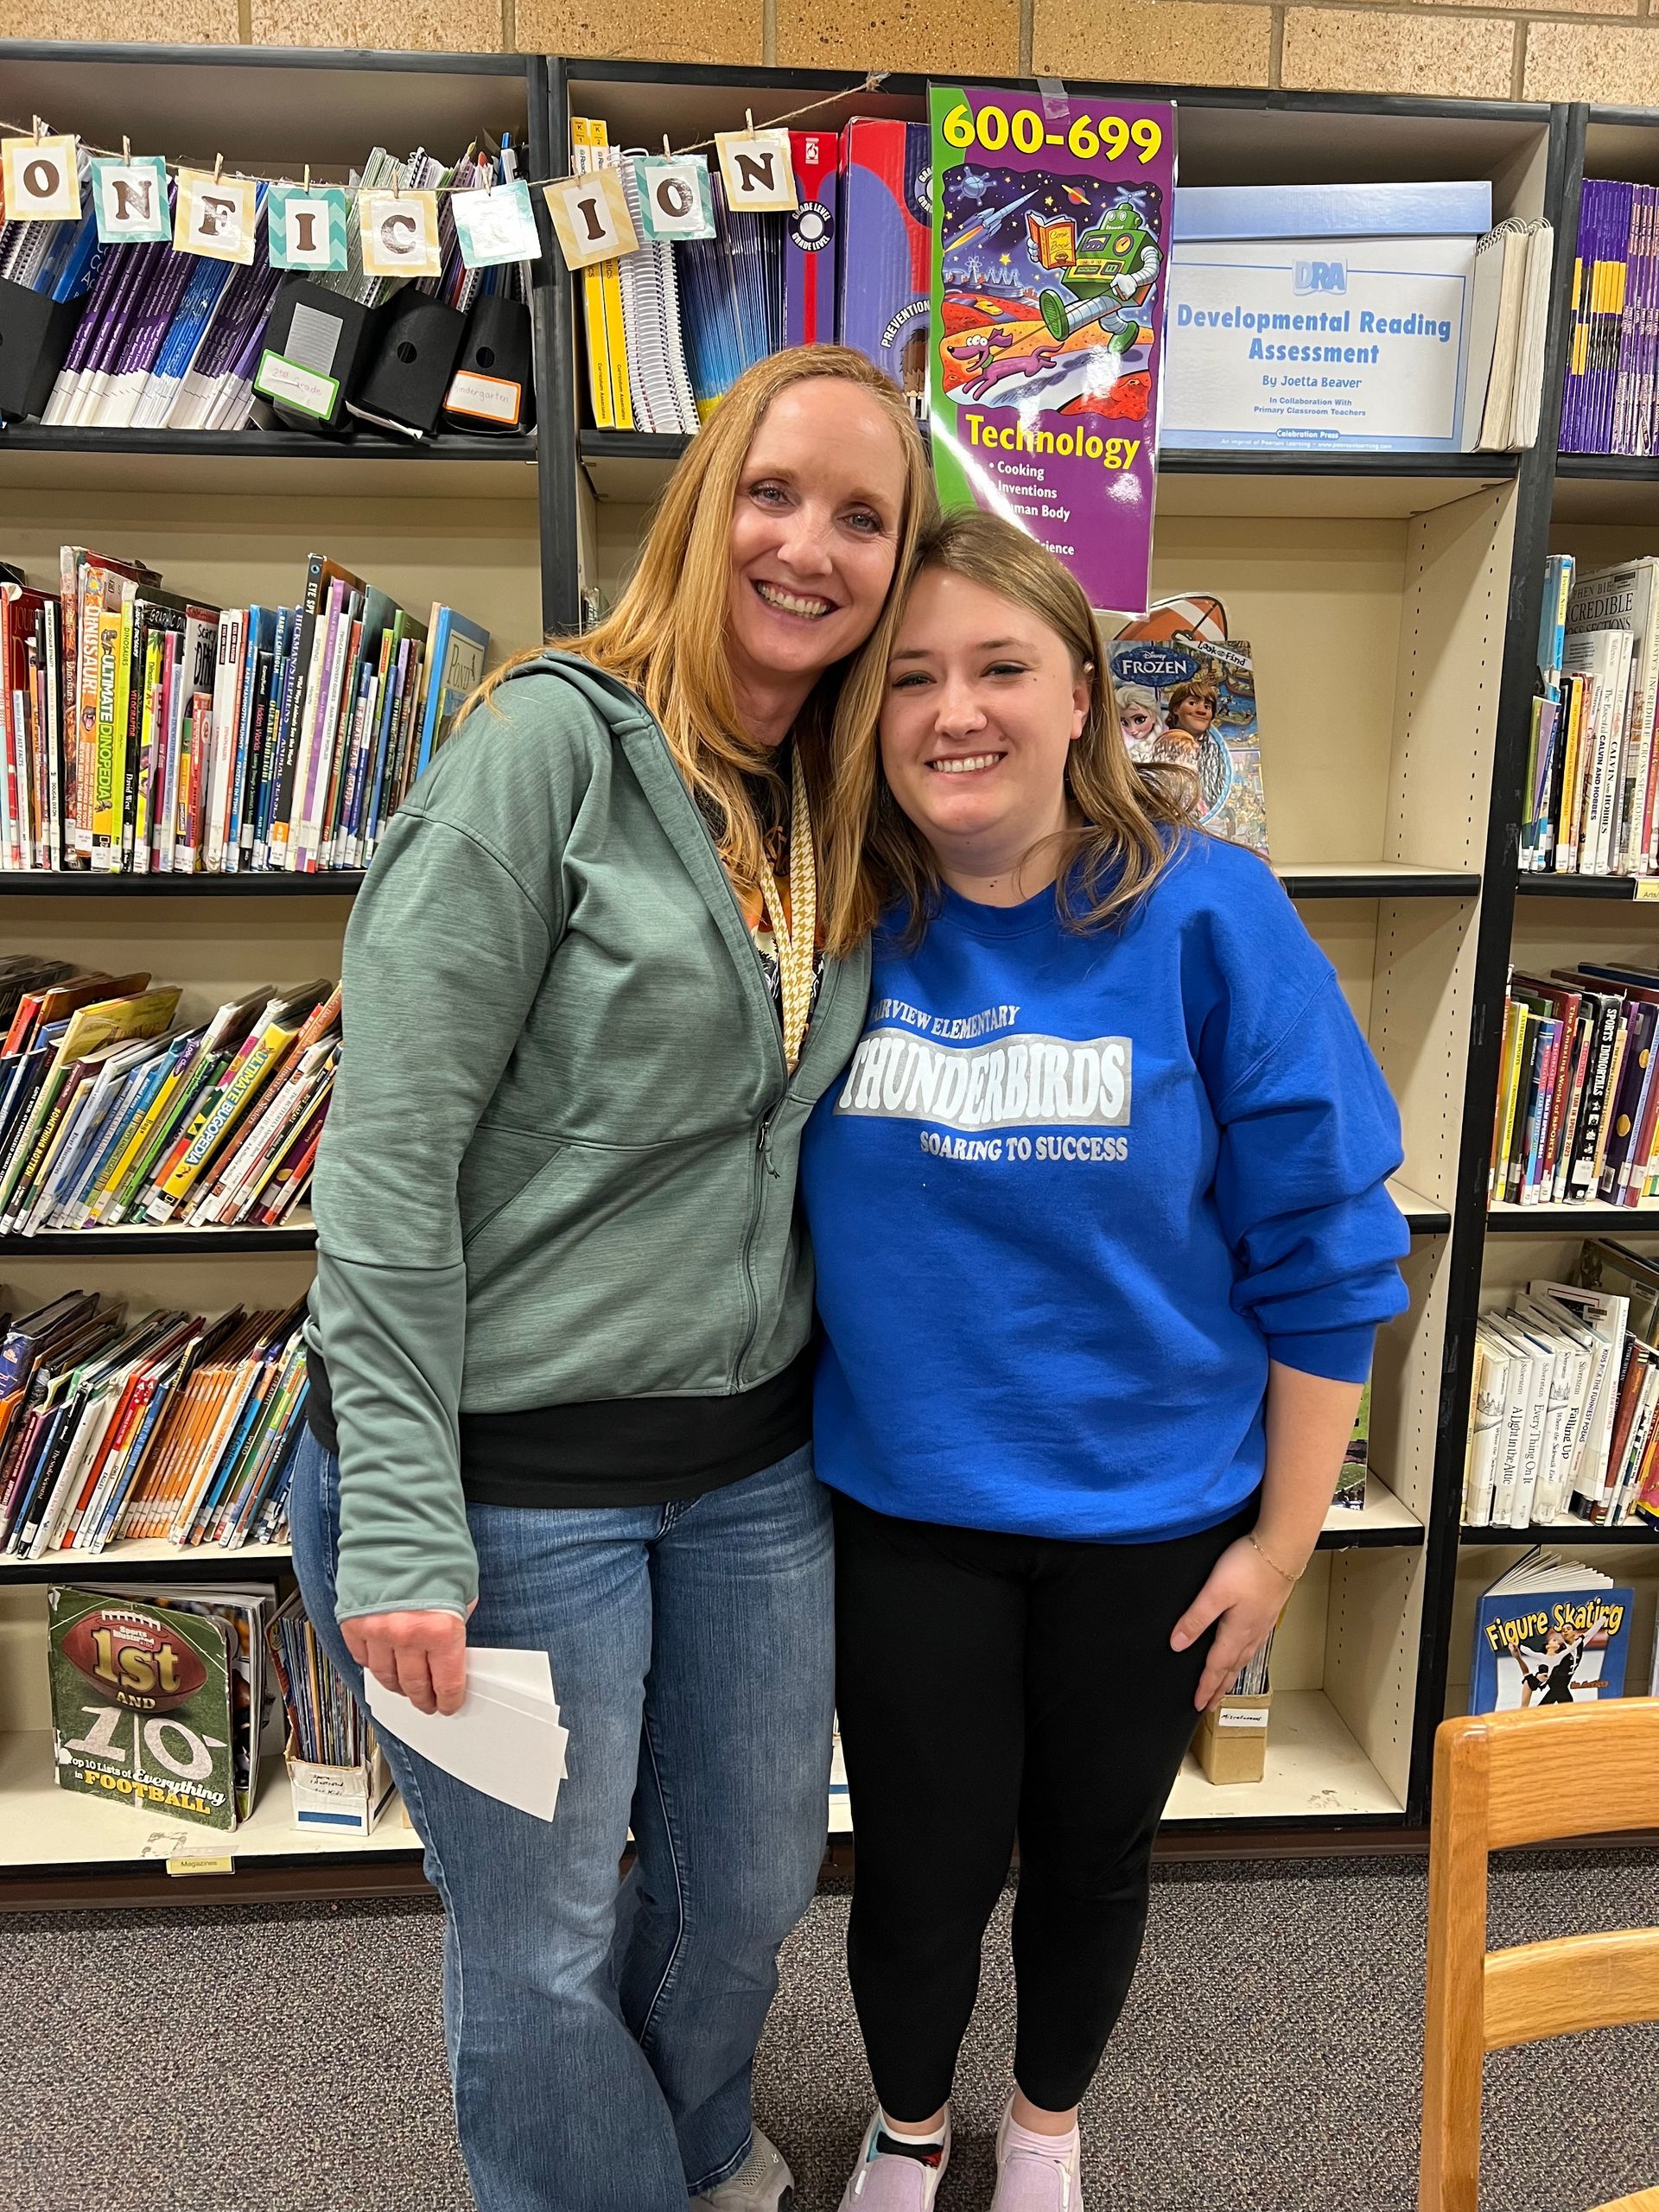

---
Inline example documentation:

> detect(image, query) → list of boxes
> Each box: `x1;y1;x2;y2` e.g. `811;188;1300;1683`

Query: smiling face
880;566;1090;901
1170;689;1216;737
724;378;910;734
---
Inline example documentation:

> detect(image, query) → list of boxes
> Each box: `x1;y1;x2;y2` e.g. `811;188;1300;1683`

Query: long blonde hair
476;346;934;957
837;509;1197;941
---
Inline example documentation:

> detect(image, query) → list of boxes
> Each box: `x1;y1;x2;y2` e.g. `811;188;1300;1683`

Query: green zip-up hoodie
308;654;871;1624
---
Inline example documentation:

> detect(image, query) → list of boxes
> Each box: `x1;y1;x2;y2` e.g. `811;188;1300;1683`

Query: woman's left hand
1170;1536;1300;1711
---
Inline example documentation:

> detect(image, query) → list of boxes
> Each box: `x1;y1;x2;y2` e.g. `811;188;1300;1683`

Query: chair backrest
1419;1698;1659;2212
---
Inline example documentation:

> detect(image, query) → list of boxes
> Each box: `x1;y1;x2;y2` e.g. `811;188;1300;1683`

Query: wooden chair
1421;1698;1659;2212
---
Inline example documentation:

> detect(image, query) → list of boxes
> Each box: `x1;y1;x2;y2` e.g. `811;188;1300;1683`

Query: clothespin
122;137;130;163
302;163;312;194
31;115;47;142
663;135;671;156
213;151;224;181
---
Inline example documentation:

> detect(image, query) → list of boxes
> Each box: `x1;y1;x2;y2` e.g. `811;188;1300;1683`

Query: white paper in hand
365;1646;569;1822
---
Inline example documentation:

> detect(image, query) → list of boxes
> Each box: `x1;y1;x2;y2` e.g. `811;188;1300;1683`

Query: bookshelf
1438;101;1659;1681
0;42;557;1898
0;48;1649;1892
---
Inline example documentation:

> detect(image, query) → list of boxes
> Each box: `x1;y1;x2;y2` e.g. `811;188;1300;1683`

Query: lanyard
758;741;817;1075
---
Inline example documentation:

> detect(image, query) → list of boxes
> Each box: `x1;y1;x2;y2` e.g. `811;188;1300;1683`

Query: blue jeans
289;1429;834;2212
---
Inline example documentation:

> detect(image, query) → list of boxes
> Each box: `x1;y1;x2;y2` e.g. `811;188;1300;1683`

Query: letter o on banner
1;134;80;221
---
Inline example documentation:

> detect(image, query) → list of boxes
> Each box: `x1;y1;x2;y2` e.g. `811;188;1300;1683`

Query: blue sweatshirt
799;835;1410;1542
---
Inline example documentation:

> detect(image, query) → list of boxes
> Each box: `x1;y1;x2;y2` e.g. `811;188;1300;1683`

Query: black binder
442;296;535;437
351;294;467;437
0;278;86;422
257;277;385;436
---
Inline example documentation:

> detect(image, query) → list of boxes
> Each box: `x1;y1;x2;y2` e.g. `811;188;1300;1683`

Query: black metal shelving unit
0;40;548;1904
4;48;1656;1888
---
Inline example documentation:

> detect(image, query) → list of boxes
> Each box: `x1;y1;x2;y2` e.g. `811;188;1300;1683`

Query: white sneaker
991;2095;1083;2210
696;2126;796;2209
836;2108;951;2209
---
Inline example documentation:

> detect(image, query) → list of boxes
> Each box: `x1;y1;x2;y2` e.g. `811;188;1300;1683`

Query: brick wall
3;0;1649;106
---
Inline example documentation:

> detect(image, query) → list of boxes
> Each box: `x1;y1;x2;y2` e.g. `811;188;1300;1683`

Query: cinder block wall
3;0;1641;113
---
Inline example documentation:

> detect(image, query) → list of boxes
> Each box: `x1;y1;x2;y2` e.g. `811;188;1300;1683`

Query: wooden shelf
0;1537;292;1582
1319;1475;1423;1548
578;429;1516;518
1391;1179;1452;1236
1485;1203;1659;1233
0;427;540;502
0;1211;315;1255
1460;1520;1656;1545
1276;864;1479;899
0;872;363;897
0;1731;423;1868
1166;1688;1405;1823
1514;874;1659;900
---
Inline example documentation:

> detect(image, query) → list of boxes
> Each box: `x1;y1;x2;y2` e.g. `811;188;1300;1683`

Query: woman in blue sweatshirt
801;512;1409;2212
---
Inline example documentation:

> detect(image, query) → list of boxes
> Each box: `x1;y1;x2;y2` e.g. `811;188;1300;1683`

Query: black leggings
833;1488;1254;2119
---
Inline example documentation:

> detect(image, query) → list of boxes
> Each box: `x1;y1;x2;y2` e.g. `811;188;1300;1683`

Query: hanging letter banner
715;129;797;213
1;134;81;222
927;85;1176;617
451;180;542;270
543;169;638;270
632;155;715;244
175;169;259;264
360;188;442;280
268;183;349;272
90;156;172;244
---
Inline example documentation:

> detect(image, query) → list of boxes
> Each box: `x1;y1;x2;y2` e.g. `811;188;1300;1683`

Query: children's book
46;1580;259;1829
1469;1547;1633;1712
1109;602;1268;855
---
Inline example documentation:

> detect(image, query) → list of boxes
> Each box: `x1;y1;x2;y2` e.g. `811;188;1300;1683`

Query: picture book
48;1581;246;1829
1469;1548;1633;1713
1108;600;1268;855
928;83;1175;614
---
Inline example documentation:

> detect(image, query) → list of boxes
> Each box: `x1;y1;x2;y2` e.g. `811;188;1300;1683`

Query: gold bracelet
1247;1529;1304;1586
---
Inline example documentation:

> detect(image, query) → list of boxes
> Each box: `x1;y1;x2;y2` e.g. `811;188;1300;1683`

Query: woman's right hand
341;1610;469;1716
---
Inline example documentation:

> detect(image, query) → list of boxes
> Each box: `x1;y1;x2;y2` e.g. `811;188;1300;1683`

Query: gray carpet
2;1853;1656;2212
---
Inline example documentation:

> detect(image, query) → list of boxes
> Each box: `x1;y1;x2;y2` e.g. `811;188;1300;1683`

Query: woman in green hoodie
289;346;934;2212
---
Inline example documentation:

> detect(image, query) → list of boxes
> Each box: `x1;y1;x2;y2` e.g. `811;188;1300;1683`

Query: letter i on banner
268;182;349;272
715;125;797;213
90;156;172;244
543;169;638;270
1;132;81;221
633;155;715;244
360;189;442;280
175;169;259;264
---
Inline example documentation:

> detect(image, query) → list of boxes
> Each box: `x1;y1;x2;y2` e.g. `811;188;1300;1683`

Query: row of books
575;117;924;430
1560;179;1659;458
1;137;529;435
2;1294;306;1562
1522;553;1659;877
1;543;487;874
1466;1240;1659;1531
1469;1549;1656;1712
39;183;282;435
1489;962;1659;1211
0;962;337;1235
